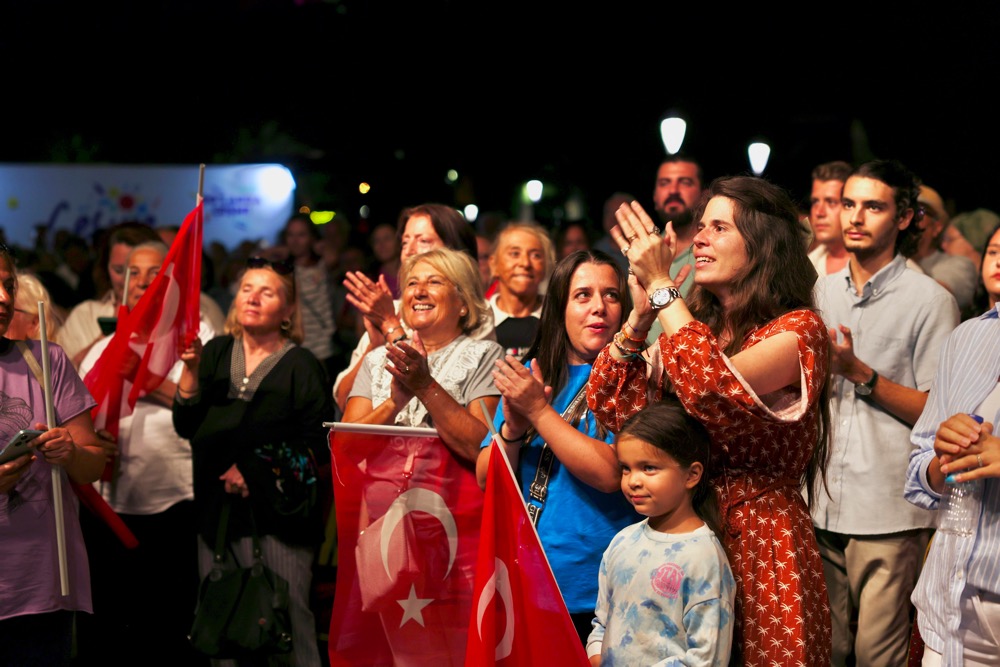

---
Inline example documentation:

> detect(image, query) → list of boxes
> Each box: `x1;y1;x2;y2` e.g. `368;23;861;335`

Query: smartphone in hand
0;429;45;465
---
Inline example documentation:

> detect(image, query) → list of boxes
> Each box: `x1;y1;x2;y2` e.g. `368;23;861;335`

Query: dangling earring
280;318;292;331
460;308;467;316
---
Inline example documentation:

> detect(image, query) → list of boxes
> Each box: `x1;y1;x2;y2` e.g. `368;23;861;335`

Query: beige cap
918;185;948;222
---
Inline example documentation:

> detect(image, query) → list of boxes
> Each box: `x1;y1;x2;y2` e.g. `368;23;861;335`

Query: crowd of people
1;149;999;667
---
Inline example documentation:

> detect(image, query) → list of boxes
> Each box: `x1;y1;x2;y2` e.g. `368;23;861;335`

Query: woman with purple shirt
0;242;107;666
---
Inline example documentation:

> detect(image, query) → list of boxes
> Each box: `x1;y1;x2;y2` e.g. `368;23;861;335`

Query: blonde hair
224;265;304;344
399;247;489;335
14;272;64;343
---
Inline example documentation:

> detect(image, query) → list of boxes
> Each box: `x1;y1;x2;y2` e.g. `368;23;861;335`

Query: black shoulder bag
188;497;294;658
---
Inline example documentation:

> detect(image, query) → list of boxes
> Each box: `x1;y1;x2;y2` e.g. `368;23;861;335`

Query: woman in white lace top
343;247;503;463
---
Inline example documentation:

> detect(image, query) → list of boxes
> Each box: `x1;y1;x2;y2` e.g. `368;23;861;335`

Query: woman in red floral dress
587;176;832;666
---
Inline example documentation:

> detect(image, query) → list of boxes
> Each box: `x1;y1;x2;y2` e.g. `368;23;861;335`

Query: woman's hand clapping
385;331;432;404
344;271;398;347
492;356;552;434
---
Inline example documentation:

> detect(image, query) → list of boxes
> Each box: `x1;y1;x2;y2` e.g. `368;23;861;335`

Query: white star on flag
397;585;433;627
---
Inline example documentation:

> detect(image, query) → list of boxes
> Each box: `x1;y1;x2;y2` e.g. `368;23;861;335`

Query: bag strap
16;341;44;385
213;497;233;565
526;382;588;527
215;495;265;568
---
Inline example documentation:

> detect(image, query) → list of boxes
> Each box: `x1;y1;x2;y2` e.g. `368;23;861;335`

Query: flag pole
39;300;70;596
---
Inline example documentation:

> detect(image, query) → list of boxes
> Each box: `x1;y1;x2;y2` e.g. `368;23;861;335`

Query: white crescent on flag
380;487;459;578
475;557;515;660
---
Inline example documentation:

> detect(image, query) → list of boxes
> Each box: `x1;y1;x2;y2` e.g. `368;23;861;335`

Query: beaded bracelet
614;329;646;353
612;331;646;359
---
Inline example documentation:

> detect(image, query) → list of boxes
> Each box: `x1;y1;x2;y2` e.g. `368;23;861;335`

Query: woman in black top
174;255;334;667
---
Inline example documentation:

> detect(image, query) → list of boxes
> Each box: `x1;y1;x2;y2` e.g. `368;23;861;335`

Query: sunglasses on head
245;255;295;275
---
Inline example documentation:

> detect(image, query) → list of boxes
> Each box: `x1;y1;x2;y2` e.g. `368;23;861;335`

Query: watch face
855;383;872;396
650;287;678;309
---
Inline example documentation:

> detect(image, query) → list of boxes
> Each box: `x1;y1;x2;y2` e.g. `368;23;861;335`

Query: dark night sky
5;1;1000;236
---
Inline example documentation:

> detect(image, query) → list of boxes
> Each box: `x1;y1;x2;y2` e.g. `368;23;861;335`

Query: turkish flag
464;439;589;666
327;423;484;667
83;201;203;479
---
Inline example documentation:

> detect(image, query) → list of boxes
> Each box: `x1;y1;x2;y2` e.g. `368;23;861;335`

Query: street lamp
747;141;771;176
660;116;687;155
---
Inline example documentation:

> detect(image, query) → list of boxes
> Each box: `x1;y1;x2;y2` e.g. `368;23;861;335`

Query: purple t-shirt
0;339;97;620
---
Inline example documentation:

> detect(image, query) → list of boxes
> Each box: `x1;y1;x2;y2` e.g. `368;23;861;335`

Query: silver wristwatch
648;286;682;310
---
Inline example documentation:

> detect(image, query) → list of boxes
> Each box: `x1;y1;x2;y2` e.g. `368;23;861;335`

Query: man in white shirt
811;160;960;666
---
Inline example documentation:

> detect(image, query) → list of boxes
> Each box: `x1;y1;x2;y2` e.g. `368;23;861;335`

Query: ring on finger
621;245;630;255
978;454;984;468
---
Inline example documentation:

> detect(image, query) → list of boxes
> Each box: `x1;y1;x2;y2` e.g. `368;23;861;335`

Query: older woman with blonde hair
174;254;334;667
343;246;503;463
5;271;65;343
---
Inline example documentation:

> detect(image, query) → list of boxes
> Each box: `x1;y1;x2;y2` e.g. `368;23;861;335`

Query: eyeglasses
246;256;295;275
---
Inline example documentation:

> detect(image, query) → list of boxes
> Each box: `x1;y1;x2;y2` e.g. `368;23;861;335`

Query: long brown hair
685;175;830;507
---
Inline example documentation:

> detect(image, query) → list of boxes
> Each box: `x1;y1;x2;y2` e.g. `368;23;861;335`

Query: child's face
618;435;701;532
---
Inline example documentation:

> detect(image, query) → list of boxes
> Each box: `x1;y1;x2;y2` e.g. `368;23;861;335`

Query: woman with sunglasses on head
0;243;107;667
342;247;502;463
333;203;496;414
173;254;335;667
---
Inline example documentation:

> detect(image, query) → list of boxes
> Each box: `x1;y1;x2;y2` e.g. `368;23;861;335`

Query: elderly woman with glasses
342;247;503;463
173;254;335;667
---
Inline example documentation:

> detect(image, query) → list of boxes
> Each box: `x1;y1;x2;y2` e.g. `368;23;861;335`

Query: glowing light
748;142;771;175
310;210;335;225
526;180;543;203
359;182;371;194
660;117;687;154
464;204;479;222
446;169;459;184
359;205;370;219
256;165;296;202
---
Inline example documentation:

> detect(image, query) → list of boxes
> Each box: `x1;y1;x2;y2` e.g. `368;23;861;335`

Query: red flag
327;424;483;667
83;202;203;480
464;440;589;667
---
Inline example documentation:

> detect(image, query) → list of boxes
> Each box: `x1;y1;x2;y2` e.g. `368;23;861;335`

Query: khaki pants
816;527;931;667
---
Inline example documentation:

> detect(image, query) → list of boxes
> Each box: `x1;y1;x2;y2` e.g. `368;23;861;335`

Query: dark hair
523;249;632;436
618;397;723;540
659;153;704;186
396;203;477;260
971;221;1000;316
849;159;923;258
811;160;852;183
686;175;830;507
280;214;322;261
95;221;161;296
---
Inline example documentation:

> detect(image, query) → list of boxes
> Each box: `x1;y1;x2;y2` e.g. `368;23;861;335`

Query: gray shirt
811;254;959;534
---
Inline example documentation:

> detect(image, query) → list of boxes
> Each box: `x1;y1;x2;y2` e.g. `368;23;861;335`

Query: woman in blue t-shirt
475;249;638;644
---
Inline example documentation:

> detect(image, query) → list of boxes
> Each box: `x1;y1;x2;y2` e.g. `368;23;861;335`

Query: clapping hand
492;356;552;432
385;332;432;405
